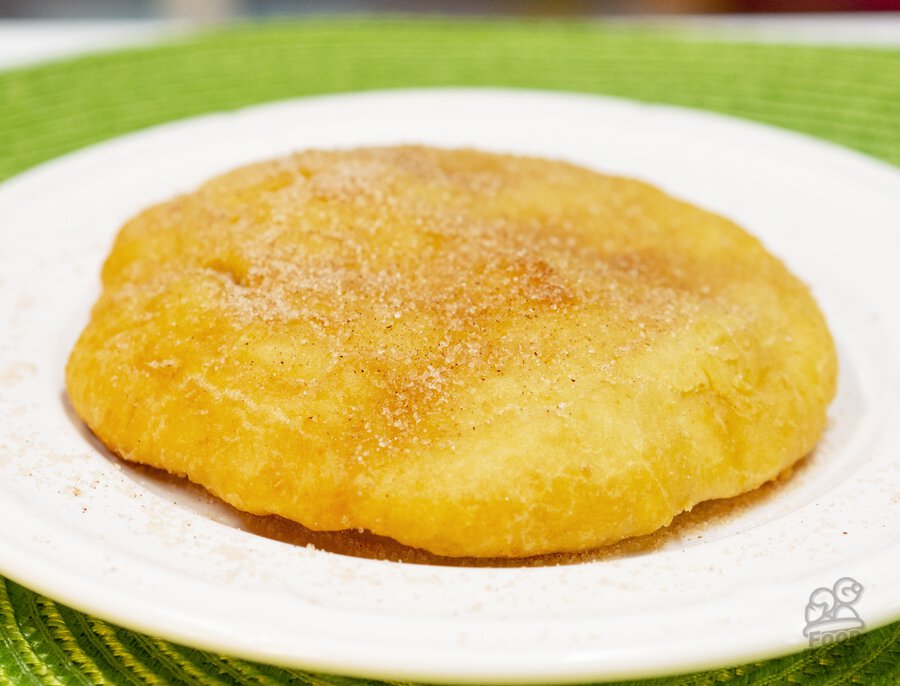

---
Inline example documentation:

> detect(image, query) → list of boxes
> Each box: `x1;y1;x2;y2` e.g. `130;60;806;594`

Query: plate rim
1;87;899;684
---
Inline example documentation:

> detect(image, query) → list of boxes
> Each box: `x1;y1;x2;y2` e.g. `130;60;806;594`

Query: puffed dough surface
66;146;837;557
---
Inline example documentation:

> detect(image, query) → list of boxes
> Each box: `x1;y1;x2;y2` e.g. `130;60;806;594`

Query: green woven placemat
1;17;899;685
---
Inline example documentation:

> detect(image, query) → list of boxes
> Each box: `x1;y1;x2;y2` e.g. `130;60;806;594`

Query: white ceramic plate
1;89;899;684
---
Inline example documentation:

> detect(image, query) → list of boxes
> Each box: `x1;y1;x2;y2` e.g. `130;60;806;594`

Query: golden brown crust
66;146;837;557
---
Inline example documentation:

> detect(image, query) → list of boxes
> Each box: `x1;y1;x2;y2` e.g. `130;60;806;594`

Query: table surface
2;13;900;71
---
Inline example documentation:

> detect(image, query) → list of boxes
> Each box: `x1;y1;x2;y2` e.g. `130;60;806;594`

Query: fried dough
66;146;837;558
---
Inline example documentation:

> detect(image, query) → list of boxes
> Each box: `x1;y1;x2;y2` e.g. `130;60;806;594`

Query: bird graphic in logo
803;577;865;646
